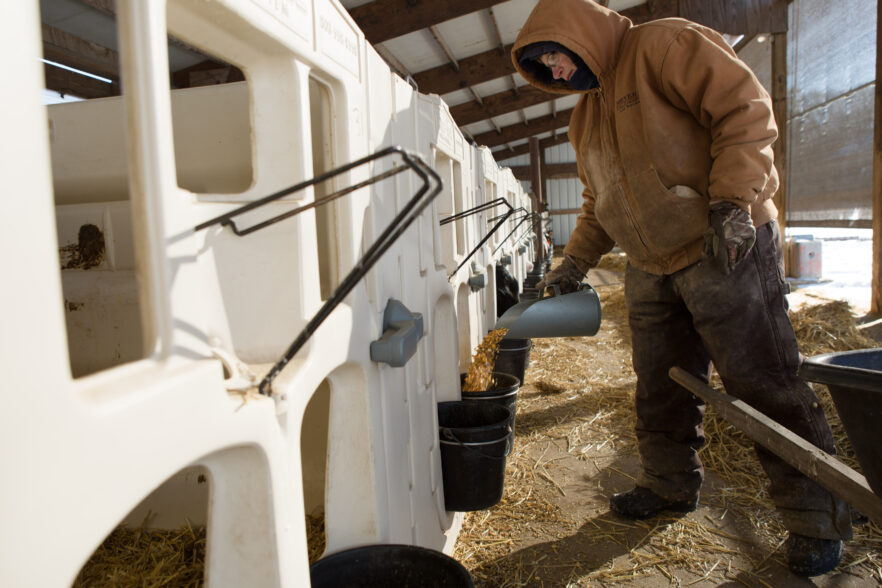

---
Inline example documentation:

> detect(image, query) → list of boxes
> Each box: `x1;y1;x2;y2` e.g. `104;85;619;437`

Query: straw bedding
453;252;882;586
73;521;205;587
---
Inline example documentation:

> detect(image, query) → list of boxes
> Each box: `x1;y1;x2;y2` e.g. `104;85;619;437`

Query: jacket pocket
594;182;651;260
626;169;709;258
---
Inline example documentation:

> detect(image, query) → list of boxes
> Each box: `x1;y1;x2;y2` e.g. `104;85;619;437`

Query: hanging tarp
785;0;876;226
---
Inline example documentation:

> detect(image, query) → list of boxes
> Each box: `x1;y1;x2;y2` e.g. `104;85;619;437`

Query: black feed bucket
519;288;539;302
460;372;520;433
799;348;882;495
310;544;474;587
492;338;532;387
438;401;512;511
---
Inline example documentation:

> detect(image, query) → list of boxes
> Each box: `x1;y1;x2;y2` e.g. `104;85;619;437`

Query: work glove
703;201;756;275
536;255;587;295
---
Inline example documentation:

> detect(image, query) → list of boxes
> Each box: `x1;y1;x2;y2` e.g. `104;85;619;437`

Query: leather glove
536;255;587;294
703;201;756;275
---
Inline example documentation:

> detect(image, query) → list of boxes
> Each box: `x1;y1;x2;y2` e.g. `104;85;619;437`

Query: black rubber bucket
438;400;512;511
310;544;474;587
519;287;539;302
523;274;543;289
799;348;882;495
492;338;532;387
460;372;520;433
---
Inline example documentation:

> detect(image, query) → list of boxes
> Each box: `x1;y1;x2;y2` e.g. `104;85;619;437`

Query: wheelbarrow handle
669;367;882;525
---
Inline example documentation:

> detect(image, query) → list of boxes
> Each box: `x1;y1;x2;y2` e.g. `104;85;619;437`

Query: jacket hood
512;0;632;94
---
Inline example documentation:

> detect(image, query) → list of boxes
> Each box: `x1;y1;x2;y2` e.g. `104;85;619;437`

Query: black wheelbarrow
669;349;882;526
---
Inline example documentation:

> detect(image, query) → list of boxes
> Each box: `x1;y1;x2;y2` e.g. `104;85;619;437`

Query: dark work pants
625;221;852;540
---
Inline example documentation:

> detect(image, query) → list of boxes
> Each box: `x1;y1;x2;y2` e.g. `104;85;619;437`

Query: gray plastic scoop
494;283;602;339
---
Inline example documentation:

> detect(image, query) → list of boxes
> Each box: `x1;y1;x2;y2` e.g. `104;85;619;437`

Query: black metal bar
194;145;410;236
448;205;515;280
512;213;543;249
226;168;406;236
257;149;442;395
439;197;509;226
492;210;533;254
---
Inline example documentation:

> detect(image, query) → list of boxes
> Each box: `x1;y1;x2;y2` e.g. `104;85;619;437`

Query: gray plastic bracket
468;271;486;292
370;299;424;367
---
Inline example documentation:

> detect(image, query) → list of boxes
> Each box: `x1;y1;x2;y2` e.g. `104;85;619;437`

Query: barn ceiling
39;0;789;166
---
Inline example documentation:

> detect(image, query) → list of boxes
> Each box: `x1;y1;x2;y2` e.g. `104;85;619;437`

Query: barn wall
781;0;876;226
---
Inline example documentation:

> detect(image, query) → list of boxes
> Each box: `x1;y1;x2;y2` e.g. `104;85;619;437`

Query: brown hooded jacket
512;0;779;275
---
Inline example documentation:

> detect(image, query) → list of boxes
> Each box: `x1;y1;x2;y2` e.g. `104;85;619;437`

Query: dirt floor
454;253;882;587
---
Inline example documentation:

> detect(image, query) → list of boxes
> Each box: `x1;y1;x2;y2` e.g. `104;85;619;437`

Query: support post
872;0;882;313
529;137;545;262
771;32;789;272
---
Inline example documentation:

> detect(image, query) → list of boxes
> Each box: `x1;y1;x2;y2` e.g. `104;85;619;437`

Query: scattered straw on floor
455;257;882;586
307;510;326;564
74;522;205;588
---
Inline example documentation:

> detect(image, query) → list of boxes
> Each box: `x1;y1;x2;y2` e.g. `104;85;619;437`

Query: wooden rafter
450;85;557;126
42;23;120;81
348;0;507;44
43;62;117;99
412;44;515;96
509;162;579;181
493;134;571;160
472;108;573;149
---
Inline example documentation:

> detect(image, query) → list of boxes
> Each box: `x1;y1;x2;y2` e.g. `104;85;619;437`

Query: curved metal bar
512;212;544;249
447;203;515;280
492;209;531;254
194;145;411;236
257;150;442;395
439;197;509;226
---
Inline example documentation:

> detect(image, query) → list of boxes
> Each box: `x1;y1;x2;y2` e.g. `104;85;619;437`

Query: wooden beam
530;137;545;258
873;0;882;314
622;0;678;23
472;108;573;149
733;34;757;55
450;85;556;126
493;134;571;160
670;367;882;526
43;62;118;99
510;162;578;181
74;0;115;17
348;0;507;44
547;208;583;216
412;44;515;96
42;24;120;82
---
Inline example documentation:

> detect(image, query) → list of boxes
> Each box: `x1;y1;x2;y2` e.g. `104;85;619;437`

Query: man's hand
536;255;587;294
703;201;756;275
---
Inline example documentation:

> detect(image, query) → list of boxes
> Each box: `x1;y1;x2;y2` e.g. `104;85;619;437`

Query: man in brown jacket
512;0;852;577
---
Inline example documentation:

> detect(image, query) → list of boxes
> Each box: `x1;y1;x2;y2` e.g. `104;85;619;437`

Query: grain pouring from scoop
463;328;508;392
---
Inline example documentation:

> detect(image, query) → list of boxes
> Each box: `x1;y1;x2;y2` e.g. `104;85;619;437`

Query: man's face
540;51;577;82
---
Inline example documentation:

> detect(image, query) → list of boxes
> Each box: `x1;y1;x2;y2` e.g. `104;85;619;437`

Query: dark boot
785;533;843;577
609;486;697;519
